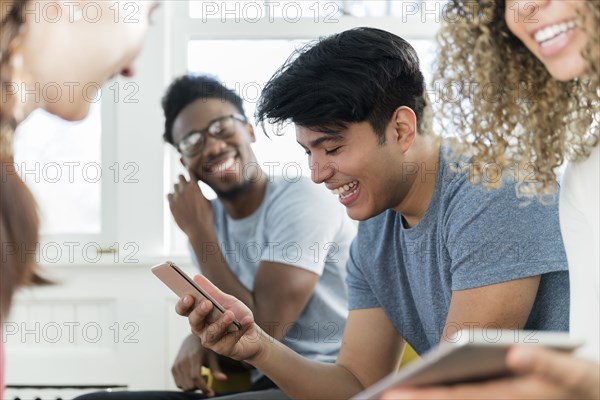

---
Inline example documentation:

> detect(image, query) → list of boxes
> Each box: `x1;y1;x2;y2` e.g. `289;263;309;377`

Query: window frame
35;1;440;265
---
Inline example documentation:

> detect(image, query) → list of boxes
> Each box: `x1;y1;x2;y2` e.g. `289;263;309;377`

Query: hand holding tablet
352;329;581;400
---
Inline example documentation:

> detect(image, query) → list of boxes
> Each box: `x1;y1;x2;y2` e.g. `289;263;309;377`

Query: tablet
352;329;581;399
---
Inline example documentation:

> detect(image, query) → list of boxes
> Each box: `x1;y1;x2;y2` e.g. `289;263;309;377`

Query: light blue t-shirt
192;175;356;364
347;147;569;355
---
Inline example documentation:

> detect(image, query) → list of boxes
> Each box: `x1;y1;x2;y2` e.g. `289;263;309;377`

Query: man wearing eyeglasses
108;75;354;400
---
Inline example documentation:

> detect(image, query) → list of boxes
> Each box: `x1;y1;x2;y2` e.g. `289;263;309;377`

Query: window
165;1;441;256
189;1;435;20
9;1;443;263
13;106;102;236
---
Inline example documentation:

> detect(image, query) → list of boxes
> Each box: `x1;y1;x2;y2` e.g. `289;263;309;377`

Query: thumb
507;345;585;388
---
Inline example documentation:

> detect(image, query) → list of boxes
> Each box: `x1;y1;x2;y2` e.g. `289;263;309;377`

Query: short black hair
162;75;246;145
256;27;430;142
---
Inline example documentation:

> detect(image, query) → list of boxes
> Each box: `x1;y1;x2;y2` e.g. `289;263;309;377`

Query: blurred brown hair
1;0;49;321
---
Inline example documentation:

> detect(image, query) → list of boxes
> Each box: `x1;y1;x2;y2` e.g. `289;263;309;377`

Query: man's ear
246;123;256;143
391;106;417;153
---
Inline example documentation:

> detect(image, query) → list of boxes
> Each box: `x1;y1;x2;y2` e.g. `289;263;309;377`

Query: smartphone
351;329;582;399
151;261;242;332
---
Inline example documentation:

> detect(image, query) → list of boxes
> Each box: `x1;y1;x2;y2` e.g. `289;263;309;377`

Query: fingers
172;357;198;393
189;170;200;183
175;295;196;316
380;378;521;400
207;351;228;381
171;338;215;396
172;175;186;194
187;300;247;350
177;368;213;396
190;369;214;397
507;345;599;394
188;300;229;339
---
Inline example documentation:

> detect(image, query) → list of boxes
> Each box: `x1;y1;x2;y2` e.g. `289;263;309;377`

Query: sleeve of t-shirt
346;229;382;310
444;176;568;291
261;178;350;276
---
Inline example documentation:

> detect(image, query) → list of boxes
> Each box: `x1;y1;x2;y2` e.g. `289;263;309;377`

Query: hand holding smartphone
152;261;242;332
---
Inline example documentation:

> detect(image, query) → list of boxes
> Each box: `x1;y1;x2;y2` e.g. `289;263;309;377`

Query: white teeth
340;187;359;200
534;20;576;44
209;157;235;172
331;180;358;196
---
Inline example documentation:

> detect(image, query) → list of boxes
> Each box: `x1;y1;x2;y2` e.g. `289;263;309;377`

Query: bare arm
252;308;405;399
189;232;320;342
443;275;541;341
177;276;405;399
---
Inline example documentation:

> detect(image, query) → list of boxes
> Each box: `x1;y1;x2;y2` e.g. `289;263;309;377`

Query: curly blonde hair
434;0;599;198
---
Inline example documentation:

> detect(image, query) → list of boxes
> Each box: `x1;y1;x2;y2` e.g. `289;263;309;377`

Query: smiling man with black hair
174;28;570;399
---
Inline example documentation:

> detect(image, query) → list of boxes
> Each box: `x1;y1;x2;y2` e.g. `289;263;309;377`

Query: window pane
187;39;313;181
190;0;266;20
189;1;344;20
12;105;102;235
344;0;389;17
267;1;343;20
189;1;444;19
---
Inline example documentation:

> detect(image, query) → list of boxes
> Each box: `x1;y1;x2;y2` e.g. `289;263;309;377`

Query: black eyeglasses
177;113;247;155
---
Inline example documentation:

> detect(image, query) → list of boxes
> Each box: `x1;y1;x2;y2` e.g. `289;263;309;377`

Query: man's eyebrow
306;135;344;148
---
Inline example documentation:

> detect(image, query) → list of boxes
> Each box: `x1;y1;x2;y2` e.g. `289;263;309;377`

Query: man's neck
220;173;268;220
394;135;441;229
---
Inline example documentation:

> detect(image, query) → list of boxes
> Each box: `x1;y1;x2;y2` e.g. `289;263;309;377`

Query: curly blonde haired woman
383;0;599;398
0;0;158;394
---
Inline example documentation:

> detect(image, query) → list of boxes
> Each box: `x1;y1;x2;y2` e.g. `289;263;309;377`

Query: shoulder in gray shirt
346;146;569;355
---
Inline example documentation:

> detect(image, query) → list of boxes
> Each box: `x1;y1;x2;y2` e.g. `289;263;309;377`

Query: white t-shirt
560;144;600;362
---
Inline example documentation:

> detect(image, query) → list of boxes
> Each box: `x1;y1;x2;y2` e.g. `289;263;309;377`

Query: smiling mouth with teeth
331;180;359;199
206;156;236;174
534;19;577;46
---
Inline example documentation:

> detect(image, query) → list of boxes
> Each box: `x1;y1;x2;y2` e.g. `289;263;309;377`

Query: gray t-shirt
347;147;569;355
192;175;356;363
